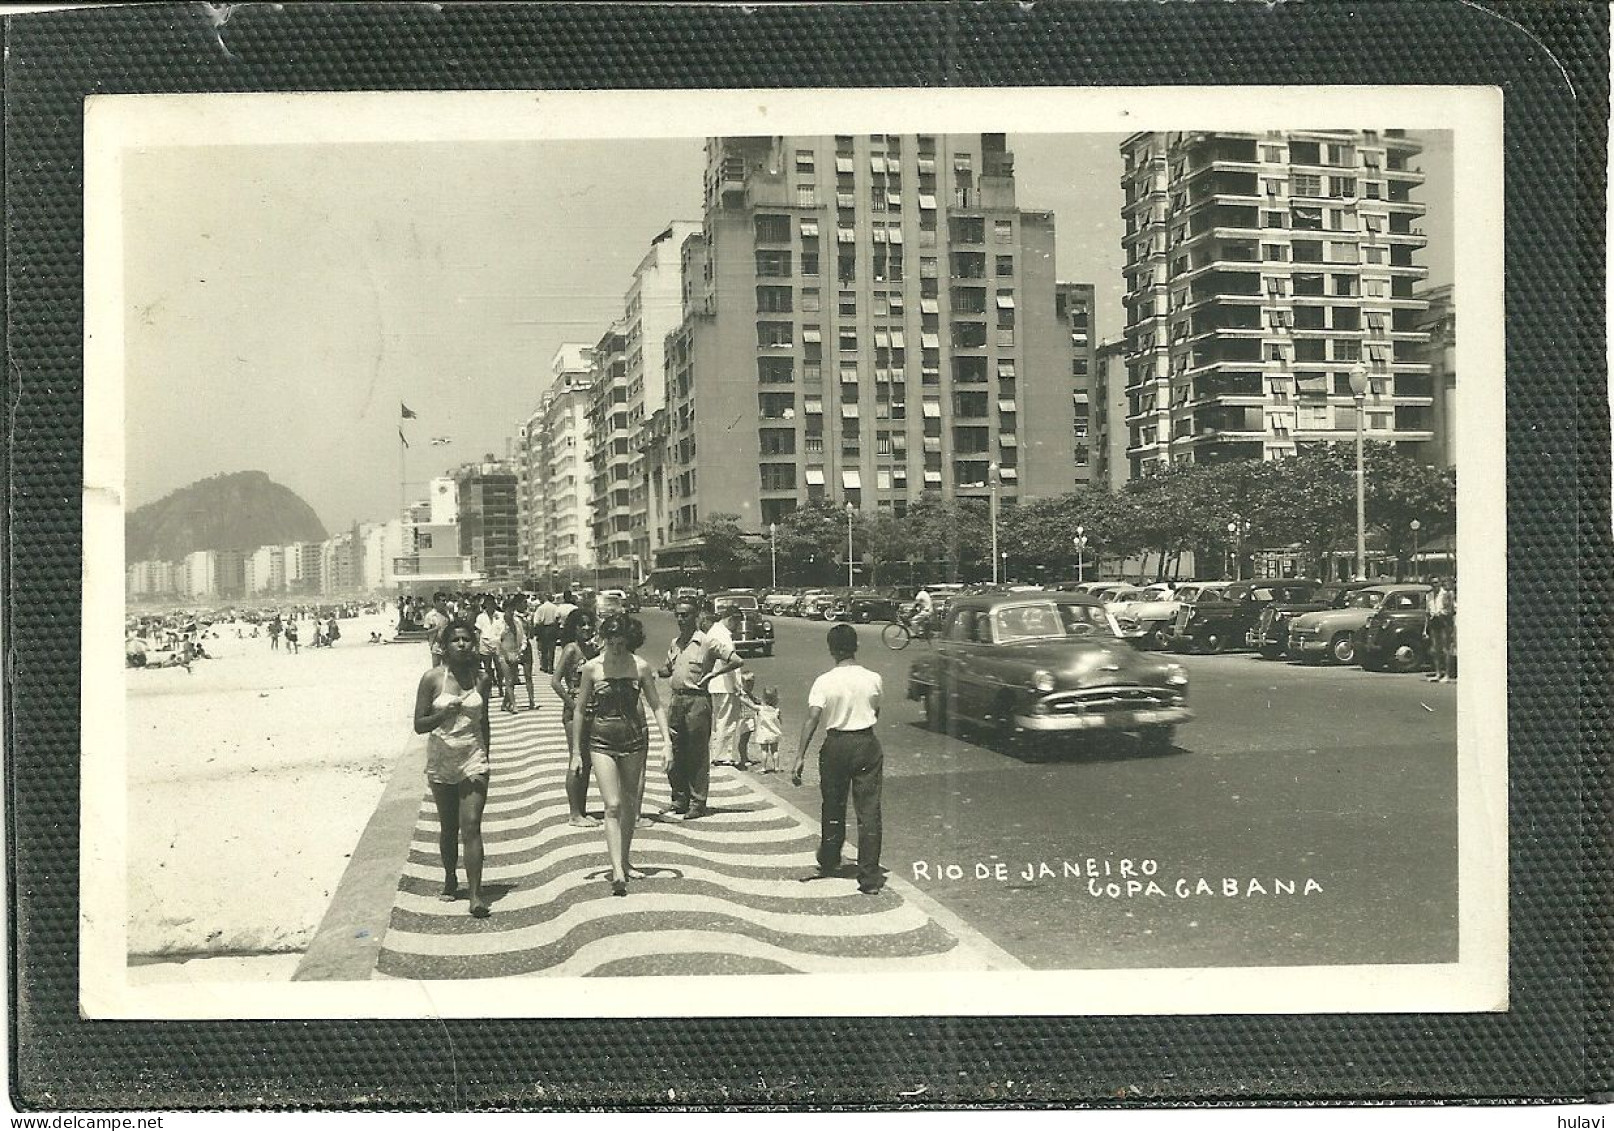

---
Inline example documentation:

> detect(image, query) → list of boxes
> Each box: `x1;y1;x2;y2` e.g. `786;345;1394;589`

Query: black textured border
5;0;1608;1110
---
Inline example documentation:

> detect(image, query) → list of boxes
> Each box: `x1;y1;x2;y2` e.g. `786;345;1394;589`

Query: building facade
517;344;596;588
586;323;634;583
454;457;521;582
1056;282;1097;488
1119;130;1435;478
1092;337;1130;491
655;133;1074;573
1415;282;1456;469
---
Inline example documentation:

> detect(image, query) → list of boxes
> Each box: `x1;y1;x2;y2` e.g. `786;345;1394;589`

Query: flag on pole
398;427;410;448
400;402;418;419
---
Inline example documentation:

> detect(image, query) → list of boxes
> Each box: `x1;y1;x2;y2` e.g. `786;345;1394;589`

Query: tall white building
517;344;596;588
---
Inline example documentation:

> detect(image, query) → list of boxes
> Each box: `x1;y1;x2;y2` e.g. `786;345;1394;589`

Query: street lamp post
845;502;855;590
1227;520;1240;581
1349;365;1370;580
1409;518;1421;581
769;522;778;589
1073;526;1088;584
988;462;1001;586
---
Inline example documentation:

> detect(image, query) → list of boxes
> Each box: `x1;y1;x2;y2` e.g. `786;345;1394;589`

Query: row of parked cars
1078;578;1443;673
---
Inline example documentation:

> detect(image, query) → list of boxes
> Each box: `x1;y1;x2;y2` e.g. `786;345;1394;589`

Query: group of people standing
411;592;888;916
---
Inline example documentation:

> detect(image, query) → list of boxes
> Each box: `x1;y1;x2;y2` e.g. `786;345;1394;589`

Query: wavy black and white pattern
374;681;975;979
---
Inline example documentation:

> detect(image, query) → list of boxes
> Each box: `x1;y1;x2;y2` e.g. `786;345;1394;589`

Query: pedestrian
706;604;747;768
474;594;504;691
733;670;760;771
551;607;601;827
268;614;282;651
532;593;561;674
656;597;742;821
498;594;533;713
572;613;671;897
1425;576;1455;683
747;684;783;773
412;618;492;918
792;623;886;895
284;618;300;655
424;591;453;667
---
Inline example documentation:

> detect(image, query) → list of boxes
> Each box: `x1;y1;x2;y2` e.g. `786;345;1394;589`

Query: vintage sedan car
761;590;800;615
907;593;1192;752
830;591;904;623
1355;586;1437;672
707;590;775;657
1286;584;1426;665
596;588;628;616
797;590;836;620
1170;580;1321;653
1251;580;1375;660
1111;581;1228;650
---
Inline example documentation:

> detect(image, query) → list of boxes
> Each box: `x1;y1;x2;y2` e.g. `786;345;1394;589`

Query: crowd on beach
411;588;883;918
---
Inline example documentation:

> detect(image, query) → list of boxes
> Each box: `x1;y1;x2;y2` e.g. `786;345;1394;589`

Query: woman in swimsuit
551;607;601;828
572;613;671;896
412;618;493;918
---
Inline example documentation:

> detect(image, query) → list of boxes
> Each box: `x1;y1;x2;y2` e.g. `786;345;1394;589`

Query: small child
754;687;783;774
734;670;760;770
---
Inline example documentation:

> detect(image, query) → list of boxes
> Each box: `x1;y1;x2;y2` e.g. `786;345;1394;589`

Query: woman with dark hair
412;617;493;917
572;613;671;896
551;607;601;828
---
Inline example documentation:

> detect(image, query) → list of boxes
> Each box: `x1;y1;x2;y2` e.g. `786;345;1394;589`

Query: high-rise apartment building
1119;130;1435;478
1092;338;1129;491
454;456;521;582
586;323;633;583
517;344;595;587
1056;282;1097;488
625;222;702;580
655;133;1073;574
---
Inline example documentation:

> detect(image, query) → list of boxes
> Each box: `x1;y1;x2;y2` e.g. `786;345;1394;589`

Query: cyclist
910;587;934;637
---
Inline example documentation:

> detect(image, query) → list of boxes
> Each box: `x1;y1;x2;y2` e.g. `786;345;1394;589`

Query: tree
775;499;846;585
859;509;909;587
692;513;758;588
902;497;991;583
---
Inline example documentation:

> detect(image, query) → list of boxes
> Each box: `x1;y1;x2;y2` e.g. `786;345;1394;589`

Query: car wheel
1386;642;1424;673
857;610;871;623
1149;628;1172;651
1358;650;1384;672
1328;632;1356;665
1202;632;1225;654
1259;645;1284;661
1138;725;1176;754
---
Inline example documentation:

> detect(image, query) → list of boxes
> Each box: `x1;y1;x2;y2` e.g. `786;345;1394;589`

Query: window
996;254;1015;277
1261;144;1285;162
1265;276;1287;297
796;184;817;207
839;328;858;352
838;255;856;283
1291;173;1322;197
758;357;794;384
1333;274;1359;297
1333;339;1361;362
755;249;793;277
951;216;985;244
1292;272;1326;296
795;149;815;172
1332;307;1361;330
1328;176;1356;198
756;321;793;348
1263;210;1288;229
756;285;793;313
759;429;796;456
1262;243;1288;262
1365;246;1385;264
994;219;1014;244
755;214;792;242
758;392;795;419
800;252;820;276
1292;240;1324;264
1292;306;1324;330
801;287;820;312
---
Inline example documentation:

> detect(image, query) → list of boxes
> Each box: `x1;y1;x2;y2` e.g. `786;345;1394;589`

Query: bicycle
882;613;933;651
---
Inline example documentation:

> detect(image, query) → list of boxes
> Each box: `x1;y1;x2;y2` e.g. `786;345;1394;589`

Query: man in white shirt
793;623;886;894
706;605;747;767
911;587;934;634
423;591;453;667
531;593;562;673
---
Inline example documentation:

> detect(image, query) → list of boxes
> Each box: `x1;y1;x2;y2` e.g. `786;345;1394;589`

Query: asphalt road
637;607;1459;971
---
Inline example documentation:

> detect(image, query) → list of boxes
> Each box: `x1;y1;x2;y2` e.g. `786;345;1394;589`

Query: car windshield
990;601;1111;642
718;596;759;609
1345;590;1387;609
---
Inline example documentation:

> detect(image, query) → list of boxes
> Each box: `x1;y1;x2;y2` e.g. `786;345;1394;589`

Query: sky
122;132;1452;535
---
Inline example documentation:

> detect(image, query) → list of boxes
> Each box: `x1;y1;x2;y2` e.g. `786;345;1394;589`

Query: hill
126;471;329;562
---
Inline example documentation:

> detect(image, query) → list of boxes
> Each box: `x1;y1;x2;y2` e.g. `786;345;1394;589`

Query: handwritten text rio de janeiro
909;858;1323;899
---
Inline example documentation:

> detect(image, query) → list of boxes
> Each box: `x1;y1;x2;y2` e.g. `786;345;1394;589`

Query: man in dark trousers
793;623;886;895
657;597;742;820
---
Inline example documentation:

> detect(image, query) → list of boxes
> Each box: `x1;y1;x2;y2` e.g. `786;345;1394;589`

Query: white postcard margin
80;85;1506;1019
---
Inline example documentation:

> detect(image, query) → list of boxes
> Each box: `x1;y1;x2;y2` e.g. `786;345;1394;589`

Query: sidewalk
298;677;1020;980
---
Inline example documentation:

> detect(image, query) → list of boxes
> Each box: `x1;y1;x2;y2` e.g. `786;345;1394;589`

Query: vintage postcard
80;85;1505;1019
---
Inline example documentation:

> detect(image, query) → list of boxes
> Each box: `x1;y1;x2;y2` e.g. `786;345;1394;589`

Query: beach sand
126;610;428;977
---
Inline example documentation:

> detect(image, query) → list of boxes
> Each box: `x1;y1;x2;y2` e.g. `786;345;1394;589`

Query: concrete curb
732;763;1028;972
293;737;428;982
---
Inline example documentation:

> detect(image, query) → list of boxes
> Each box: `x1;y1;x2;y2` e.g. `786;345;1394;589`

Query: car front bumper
1015;705;1194;732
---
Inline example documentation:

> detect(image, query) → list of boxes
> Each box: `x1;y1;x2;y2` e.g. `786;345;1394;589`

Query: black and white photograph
81;87;1506;1019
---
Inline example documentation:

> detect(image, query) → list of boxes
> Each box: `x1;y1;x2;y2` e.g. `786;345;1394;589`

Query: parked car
761;590;799;615
1250;581;1375;660
1170;580;1321;654
707;590;775;657
830;592;903;623
1287;584;1428;665
1112;582;1229;650
596;588;628;616
797;590;836;620
906;593;1192;753
1355;587;1436;672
